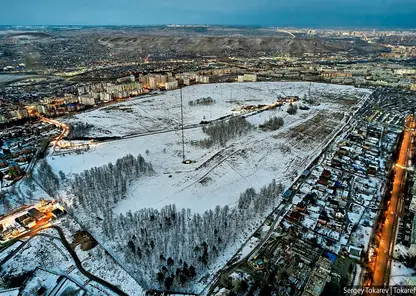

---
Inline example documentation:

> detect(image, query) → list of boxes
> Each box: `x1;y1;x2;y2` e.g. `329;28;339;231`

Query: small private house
286;210;302;223
301;169;310;178
15;214;30;225
348;245;363;260
51;208;65;219
8;162;21;179
28;208;45;221
283;189;293;200
22;217;36;229
250;258;266;270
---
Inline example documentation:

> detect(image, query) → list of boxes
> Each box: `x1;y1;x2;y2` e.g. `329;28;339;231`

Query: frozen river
0;74;33;83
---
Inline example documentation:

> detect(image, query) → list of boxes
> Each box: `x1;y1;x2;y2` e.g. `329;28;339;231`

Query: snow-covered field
0;219;144;296
41;82;372;292
0;240;22;261
51;82;370;214
64;82;369;137
55;218;145;295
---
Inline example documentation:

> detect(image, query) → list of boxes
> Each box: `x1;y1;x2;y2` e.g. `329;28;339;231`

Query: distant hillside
98;35;388;58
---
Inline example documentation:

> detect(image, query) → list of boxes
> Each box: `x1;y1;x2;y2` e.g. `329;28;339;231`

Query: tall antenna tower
180;87;185;162
308;41;317;102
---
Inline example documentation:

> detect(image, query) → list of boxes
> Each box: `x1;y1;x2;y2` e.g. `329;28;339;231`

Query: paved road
372;116;414;288
0;225;128;296
49;226;129;296
38;115;70;153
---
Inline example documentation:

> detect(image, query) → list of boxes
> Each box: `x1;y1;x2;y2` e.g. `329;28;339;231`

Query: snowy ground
0;240;23;261
64;82;370;138
0;177;50;216
50;82;370;214
390;260;416;286
394;243;411;259
52;109;340;213
42;82;371;292
57;217;145;296
0;289;19;296
0;235;75;283
240;237;260;258
353;264;362;286
348;208;378;251
0;217;144;296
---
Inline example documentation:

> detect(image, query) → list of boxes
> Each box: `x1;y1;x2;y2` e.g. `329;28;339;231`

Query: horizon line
0;24;415;30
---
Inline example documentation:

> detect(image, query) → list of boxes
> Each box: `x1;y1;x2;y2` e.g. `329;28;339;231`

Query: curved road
1;225;128;296
38;115;70;153
49;225;129;296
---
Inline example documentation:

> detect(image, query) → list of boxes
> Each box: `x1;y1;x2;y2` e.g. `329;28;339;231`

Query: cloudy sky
1;0;415;28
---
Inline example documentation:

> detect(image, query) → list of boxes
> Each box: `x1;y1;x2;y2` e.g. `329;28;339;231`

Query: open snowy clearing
64;81;370;138
0;221;144;296
52;109;347;214
50;82;370;214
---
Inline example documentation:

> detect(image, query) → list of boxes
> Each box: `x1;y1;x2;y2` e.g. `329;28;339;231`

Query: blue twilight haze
0;0;415;28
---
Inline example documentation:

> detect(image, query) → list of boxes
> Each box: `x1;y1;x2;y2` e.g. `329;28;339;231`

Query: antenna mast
308;41;317;100
180;87;185;162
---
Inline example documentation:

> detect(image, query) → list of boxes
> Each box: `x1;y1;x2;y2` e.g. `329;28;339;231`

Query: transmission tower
180;87;185;162
308;41;318;102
